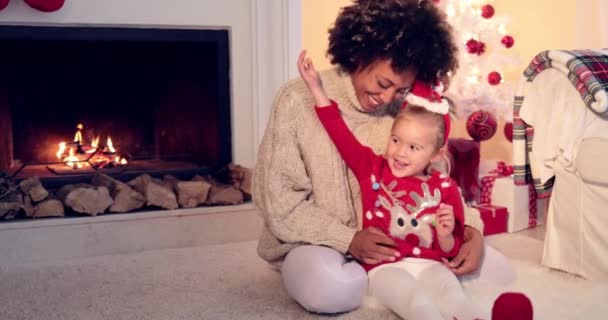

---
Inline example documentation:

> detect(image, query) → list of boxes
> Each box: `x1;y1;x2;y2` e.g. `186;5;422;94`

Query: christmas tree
434;0;519;123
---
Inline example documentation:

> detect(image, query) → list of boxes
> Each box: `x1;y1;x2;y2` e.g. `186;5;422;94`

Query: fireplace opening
0;26;231;187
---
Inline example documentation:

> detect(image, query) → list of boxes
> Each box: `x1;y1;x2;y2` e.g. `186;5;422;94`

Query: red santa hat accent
402;80;451;146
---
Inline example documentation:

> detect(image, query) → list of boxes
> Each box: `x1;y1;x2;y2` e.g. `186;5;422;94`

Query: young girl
297;52;531;320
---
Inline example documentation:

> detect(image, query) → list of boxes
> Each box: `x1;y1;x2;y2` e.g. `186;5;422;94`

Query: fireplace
0;0;299;266
0;26;231;186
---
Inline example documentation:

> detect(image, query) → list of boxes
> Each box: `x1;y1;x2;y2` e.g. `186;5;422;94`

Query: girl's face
351;60;416;112
385;117;440;178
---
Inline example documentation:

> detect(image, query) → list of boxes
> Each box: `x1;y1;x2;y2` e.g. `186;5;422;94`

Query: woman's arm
445;226;483;276
253;84;356;253
441;186;484;275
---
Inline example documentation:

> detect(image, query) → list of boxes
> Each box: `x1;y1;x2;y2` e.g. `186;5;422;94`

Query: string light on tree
432;0;520;124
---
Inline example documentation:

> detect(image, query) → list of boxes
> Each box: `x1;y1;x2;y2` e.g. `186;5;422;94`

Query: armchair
513;49;608;280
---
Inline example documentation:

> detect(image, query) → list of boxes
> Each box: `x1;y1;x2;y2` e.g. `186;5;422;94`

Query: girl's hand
435;203;455;237
297;50;331;106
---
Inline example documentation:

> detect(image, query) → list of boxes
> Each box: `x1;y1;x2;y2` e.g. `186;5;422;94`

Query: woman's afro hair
327;0;458;83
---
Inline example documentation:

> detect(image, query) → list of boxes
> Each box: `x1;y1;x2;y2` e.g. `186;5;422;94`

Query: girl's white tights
281;244;515;316
369;259;482;319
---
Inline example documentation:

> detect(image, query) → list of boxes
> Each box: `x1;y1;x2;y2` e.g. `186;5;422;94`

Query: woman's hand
348;227;400;265
297;50;331;106
442;225;483;275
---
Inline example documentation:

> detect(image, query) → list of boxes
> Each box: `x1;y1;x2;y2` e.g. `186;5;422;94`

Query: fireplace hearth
0;25;232;186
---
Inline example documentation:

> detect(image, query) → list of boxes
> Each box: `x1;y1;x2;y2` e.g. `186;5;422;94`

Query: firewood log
57;184;113;216
92;172;145;213
20;193;34;217
163;175;210;208
0;174;23;219
0;201;22;220
228;164;253;197
127;174;177;210
193;175;243;205
18;177;48;202
162;175;179;192
32;199;65;218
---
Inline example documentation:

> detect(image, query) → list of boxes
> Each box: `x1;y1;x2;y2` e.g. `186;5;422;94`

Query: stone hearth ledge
0;203;262;267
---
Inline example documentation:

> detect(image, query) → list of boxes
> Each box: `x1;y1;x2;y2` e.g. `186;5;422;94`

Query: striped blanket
513;49;608;198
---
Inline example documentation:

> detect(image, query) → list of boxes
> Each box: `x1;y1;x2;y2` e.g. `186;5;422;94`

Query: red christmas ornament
481;4;495;19
487;71;502;85
466;111;497;141
501;35;515;48
465;39;479;54
0;0;9;11
504;122;513;142
24;0;65;12
465;39;486;56
476;41;486;55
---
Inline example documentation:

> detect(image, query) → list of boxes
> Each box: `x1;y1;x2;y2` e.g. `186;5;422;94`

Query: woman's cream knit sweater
253;68;483;264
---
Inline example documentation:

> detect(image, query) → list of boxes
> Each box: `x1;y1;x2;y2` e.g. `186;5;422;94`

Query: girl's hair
327;0;458;83
394;105;446;150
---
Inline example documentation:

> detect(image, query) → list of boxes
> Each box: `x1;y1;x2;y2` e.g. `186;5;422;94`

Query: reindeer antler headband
402;80;451;145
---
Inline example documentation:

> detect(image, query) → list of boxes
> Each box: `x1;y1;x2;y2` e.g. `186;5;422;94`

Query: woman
253;0;514;314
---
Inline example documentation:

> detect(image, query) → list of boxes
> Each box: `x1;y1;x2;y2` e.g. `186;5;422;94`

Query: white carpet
0;234;606;320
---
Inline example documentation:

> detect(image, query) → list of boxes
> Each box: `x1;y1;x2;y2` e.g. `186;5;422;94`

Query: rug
0;234;606;319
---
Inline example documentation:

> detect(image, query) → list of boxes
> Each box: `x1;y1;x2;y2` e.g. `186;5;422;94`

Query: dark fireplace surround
0;26;232;187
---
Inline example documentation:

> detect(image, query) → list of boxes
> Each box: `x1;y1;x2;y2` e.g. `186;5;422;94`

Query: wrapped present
447;138;480;203
473;204;508;236
479;161;540;232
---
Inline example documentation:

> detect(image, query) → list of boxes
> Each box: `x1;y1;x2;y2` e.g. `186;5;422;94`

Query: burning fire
55;123;128;169
106;137;116;153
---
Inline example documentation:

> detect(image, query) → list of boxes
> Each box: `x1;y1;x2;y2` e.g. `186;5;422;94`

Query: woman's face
351;60;417;112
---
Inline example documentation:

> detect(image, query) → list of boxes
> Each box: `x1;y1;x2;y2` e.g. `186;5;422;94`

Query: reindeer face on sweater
380;182;441;248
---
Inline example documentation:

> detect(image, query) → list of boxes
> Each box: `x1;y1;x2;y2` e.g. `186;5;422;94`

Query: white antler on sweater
406;183;441;217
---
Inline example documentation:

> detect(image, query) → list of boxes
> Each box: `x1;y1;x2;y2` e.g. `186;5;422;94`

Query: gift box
447;138;480;203
473;204;508;236
479;161;541;233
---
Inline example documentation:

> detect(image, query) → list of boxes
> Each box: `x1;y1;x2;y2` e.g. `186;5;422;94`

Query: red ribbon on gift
480;161;537;229
488;161;513;177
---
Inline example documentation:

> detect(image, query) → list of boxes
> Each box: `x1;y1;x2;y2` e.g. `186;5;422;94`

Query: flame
106;137;116;153
92;136;100;148
65;147;85;169
86;136;100;154
74;123;83;144
54;123;126;169
56;142;66;159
